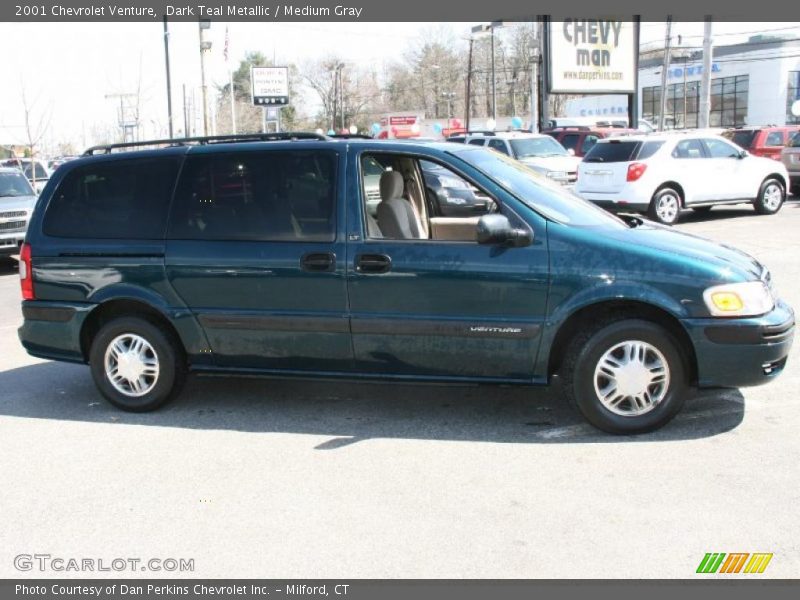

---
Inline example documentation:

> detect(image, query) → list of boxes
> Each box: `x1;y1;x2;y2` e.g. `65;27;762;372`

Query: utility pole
699;17;713;129
198;20;212;137
162;16;174;138
658;16;673;131
339;64;345;131
182;84;189;137
105;93;138;142
465;38;474;132
530;35;539;133
491;27;496;120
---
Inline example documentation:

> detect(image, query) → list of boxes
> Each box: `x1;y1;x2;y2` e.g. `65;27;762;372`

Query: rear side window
672;139;705;159
168;150;337;242
724;130;756;149
764;131;784;146
583;141;641;163
44;158;179;239
487;139;509;155
636;141;665;160
791;132;800;148
468;138;486;146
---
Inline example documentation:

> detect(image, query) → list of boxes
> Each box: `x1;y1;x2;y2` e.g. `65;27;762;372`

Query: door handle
356;253;392;274
301;252;335;272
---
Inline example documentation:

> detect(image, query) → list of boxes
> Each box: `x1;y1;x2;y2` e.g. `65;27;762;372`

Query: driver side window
359;153;497;243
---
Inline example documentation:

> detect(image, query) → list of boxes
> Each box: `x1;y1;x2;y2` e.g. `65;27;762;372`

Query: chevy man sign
548;19;637;94
251;66;289;106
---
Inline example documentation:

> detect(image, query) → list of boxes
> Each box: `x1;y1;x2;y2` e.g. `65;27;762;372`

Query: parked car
780;131;800;196
17;134;794;434
461;131;581;186
544;126;636;157
723;126;800;161
1;158;52;194
0;167;38;256
575;133;791;225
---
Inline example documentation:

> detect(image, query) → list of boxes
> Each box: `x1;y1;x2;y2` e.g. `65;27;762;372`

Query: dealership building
638;35;800;129
567;35;800;129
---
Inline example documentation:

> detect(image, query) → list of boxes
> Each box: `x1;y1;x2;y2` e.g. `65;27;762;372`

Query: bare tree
20;79;51;189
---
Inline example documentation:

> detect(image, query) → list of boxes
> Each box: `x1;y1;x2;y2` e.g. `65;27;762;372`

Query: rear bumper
682;301;794;388
576;193;650;212
18;300;92;363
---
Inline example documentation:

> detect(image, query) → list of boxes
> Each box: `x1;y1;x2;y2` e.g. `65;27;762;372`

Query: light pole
162;16;174;138
198;19;212;137
472;22;506;122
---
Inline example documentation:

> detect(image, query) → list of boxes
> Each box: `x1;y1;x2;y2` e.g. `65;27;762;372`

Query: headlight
702;281;774;317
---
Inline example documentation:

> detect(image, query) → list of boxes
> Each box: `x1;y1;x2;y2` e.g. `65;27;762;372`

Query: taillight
626;162;647;182
19;242;34;300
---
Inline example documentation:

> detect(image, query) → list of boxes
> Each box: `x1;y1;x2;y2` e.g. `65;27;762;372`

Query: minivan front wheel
648;188;682;225
89;316;186;412
560;319;688;434
754;178;785;215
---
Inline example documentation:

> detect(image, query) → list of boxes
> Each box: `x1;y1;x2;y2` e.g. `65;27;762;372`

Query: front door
345;149;549;381
165;147;352;372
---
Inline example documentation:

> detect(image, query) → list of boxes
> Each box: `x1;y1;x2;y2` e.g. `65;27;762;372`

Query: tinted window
704;138;740;158
580;135;600;155
560;134;581;152
636;141;664;160
765;131;784;146
583;141;641;163
672;139;705;159
44;158;179;239
487;139;510;155
724;130;756;149
791;132;800;148
169;151;336;242
468;138;486;146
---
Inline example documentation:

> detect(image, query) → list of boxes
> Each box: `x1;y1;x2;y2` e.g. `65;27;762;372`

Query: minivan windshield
454;148;626;228
509;136;570;159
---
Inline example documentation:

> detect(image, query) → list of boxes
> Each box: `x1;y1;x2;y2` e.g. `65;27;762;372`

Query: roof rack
82;132;329;156
327;133;374;140
463;130;497;137
545;126;591;131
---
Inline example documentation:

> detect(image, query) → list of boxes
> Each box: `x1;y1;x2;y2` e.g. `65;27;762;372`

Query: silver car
782;131;800;196
0;168;38;256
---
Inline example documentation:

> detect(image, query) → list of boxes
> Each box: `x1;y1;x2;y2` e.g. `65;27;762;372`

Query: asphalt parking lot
0;199;798;579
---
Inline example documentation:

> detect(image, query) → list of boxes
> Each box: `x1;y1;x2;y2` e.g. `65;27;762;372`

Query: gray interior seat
376;171;423;239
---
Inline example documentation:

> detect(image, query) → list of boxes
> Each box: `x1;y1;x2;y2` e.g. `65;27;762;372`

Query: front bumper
0;235;25;255
682;300;794;388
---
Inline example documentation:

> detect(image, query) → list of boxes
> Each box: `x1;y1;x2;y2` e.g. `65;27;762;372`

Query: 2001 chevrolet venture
17;133;794;434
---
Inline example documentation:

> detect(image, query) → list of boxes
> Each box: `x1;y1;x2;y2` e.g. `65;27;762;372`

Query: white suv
462;131;581;186
575;133;790;225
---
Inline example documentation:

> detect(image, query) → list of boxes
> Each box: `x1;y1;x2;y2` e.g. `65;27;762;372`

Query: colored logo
696;553;773;574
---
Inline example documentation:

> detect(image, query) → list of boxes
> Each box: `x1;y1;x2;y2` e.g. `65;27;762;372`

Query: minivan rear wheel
560;318;688;434
754;178;785;215
89;316;186;412
648;188;682;225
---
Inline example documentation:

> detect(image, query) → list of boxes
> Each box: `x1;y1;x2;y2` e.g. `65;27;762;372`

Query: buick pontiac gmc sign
548;19;637;94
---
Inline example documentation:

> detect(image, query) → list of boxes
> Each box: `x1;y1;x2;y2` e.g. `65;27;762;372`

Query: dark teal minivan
17;134;794;434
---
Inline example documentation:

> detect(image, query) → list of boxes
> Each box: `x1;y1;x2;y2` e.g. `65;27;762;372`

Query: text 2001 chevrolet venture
17;133;794;434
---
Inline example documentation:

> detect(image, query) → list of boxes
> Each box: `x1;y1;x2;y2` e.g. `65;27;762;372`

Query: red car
544;126;636;157
723;126;800;161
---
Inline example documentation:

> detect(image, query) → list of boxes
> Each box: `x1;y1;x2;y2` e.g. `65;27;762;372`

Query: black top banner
2;0;800;22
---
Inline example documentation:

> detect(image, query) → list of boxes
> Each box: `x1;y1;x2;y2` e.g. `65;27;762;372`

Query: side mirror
476;214;533;247
567;148;576;156
738;149;748;159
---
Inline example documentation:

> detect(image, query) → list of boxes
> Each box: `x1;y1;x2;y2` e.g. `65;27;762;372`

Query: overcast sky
0;21;797;152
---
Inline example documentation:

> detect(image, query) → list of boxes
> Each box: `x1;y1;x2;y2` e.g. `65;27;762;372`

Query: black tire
648;187;682;225
560;318;689;434
691;206;712;214
753;178;785;215
89;316;186;412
